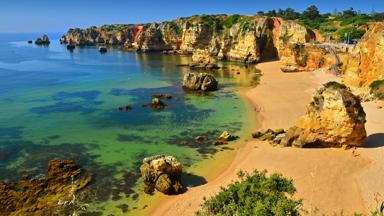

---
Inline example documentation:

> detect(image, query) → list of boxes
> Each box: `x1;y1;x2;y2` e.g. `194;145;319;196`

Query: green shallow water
0;33;259;215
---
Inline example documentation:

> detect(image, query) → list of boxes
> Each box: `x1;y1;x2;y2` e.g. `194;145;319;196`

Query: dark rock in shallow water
140;155;183;195
27;40;33;44
35;34;50;45
182;72;218;92
66;44;76;50
118;105;132;112
99;47;107;53
149;98;166;110
152;94;172;100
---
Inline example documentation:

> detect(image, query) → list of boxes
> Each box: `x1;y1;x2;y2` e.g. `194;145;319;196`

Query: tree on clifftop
303;5;320;20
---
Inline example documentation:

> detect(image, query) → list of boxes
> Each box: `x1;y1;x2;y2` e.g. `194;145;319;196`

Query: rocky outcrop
279;82;367;148
140;155;183;195
62;15;316;63
182;72;218;91
343;23;384;87
35;35;50;45
0;160;91;215
190;49;219;69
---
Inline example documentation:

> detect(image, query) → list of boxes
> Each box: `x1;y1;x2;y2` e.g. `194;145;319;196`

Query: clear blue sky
1;0;383;32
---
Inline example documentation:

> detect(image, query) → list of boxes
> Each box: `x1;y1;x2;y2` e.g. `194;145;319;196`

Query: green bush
195;170;301;216
223;14;242;28
336;27;366;42
370;80;384;100
324;81;348;90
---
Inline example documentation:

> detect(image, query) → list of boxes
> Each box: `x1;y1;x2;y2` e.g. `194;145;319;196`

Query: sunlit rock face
62;15;316;63
281;82;367;148
343;23;384;87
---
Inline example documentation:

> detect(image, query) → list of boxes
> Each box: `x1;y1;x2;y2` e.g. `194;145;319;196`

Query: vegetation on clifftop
195;170;301;216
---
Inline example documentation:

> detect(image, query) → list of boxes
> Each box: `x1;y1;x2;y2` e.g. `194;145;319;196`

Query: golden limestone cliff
343;23;384;87
61;15;316;64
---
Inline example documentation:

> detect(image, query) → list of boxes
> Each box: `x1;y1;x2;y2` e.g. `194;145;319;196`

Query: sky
0;0;383;33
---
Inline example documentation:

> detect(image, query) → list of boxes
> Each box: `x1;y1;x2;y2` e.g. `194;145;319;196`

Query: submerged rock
140;155;183;195
35;34;50;45
182;72;218;91
280;82;367;148
27;40;33;44
0;160;91;215
118;105;132;112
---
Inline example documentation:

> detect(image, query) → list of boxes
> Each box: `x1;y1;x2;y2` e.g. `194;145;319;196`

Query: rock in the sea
27;40;33;44
99;47;107;53
118;105;132;112
66;44;76;51
35;34;50;45
280;82;367;148
218;131;238;141
0;160;91;215
182;72;218;91
150;98;166;110
140;155;183;195
152;94;172;100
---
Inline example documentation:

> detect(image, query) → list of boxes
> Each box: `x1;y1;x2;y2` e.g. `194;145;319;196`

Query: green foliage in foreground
370;80;384;100
195;170;301;216
324;81;348;90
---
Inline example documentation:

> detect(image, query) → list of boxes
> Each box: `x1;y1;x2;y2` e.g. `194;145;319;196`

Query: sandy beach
150;61;384;215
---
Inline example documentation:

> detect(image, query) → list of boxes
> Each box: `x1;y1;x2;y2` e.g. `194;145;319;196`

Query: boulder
152;94;172;100
252;128;286;144
150;98;166;110
218;131;238;141
35;35;50;45
280;82;367;148
27;40;33;44
66;44;75;51
140;155;183;195
182;72;218;91
99;47;107;53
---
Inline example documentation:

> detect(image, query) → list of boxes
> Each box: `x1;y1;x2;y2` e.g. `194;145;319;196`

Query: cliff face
62;15;316;63
343;23;384;87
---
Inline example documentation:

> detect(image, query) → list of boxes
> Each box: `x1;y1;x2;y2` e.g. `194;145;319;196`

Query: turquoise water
0;33;259;215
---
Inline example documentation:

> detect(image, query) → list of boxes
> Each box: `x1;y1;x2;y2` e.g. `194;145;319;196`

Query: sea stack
140;155;183;195
35;34;50;45
182;72;218;91
280;82;367;148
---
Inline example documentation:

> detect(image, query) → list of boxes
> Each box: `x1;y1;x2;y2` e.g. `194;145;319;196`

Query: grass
324;81;348;90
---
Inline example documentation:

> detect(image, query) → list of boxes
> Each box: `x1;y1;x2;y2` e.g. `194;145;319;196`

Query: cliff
61;15;317;63
343;23;384;87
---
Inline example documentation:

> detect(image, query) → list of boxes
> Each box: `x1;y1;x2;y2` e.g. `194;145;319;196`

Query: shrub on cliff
370;80;384;100
195;170;301;216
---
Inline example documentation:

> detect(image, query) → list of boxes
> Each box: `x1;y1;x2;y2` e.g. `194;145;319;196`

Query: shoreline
150;61;384;215
132;84;259;216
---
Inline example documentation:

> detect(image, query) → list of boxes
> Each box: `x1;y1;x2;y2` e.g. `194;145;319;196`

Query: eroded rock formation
140;155;183;195
343;23;384;87
35;35;50;45
61;15;316;63
0;160;91;216
182;72;218;91
280;82;367;148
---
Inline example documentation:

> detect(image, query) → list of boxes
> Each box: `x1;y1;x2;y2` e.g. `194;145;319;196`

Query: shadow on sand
363;133;384;148
181;172;207;189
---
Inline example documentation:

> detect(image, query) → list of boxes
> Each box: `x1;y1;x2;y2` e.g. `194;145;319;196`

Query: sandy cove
150;61;384;216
